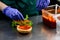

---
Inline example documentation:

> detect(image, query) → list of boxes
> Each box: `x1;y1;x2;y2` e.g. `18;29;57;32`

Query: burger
12;15;33;33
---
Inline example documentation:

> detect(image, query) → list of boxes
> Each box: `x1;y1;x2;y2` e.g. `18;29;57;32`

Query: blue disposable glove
36;0;50;11
2;7;24;20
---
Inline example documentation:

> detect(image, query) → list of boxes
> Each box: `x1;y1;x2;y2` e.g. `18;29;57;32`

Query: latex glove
2;7;24;20
36;0;50;11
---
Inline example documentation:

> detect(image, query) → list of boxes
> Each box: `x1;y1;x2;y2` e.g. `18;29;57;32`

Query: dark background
49;0;60;5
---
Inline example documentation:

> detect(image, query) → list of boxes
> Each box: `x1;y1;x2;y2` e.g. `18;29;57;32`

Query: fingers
12;13;24;20
17;12;24;20
15;9;24;20
12;15;21;20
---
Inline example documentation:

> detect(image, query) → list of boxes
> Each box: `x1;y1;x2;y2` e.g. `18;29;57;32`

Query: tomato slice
18;25;31;30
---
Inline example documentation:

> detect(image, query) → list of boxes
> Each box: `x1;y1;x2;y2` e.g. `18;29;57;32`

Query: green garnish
12;15;33;27
24;15;29;20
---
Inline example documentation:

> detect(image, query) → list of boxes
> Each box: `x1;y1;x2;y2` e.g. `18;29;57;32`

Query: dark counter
0;15;57;40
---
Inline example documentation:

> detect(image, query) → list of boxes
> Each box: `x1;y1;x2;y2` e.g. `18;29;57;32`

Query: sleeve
0;0;15;6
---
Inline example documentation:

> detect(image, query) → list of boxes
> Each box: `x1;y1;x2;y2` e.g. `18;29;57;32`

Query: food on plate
12;15;33;33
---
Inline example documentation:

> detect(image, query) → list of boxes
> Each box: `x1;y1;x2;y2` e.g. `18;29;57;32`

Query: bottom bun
17;25;32;33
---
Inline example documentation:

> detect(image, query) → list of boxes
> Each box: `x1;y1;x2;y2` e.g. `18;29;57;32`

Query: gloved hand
36;0;50;11
2;6;24;20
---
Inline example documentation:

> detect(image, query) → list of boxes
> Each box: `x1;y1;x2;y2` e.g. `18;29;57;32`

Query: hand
36;0;50;10
2;7;24;20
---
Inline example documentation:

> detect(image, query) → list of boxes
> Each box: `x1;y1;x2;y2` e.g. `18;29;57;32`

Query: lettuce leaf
12;15;33;27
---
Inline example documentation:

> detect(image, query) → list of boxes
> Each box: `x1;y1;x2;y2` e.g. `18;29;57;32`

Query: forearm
0;1;8;11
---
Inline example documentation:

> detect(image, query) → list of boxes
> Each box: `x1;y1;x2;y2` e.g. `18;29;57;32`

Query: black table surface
0;15;57;40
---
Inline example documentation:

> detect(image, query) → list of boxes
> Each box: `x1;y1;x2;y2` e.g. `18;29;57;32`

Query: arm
0;1;24;20
0;1;8;11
